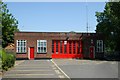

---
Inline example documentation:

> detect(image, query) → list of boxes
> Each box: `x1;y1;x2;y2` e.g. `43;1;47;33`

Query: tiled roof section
5;43;14;50
15;31;95;34
14;31;95;36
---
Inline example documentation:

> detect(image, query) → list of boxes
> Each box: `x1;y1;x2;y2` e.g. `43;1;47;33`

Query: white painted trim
96;40;103;53
28;47;30;59
16;40;27;53
37;40;47;53
16;40;18;52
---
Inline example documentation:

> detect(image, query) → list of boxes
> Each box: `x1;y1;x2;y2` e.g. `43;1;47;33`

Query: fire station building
14;32;104;60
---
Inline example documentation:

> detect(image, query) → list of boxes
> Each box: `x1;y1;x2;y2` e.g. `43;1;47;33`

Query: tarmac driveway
2;60;69;80
2;59;119;80
52;59;118;79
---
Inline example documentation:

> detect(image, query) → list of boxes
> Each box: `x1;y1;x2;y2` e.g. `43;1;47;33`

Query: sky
5;2;106;32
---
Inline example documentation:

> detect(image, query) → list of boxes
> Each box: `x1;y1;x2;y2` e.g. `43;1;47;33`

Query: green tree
96;2;120;52
0;2;19;48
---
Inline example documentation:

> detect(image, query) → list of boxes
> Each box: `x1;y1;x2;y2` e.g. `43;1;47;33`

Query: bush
7;54;15;68
0;50;15;71
104;51;120;61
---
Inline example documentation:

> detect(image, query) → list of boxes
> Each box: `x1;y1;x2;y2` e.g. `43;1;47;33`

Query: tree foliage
0;2;19;48
96;2;120;52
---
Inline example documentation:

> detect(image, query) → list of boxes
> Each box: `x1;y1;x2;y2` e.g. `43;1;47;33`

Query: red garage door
52;40;83;58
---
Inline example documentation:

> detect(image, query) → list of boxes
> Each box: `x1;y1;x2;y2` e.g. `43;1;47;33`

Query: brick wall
14;32;104;59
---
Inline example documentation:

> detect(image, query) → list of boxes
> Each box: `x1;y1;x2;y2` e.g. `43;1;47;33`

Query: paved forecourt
52;59;118;78
2;60;69;79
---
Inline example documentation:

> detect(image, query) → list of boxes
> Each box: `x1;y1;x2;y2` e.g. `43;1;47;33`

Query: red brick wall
16;54;28;58
14;32;83;59
14;32;104;59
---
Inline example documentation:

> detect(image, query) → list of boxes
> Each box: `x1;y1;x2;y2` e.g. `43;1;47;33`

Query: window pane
39;42;41;47
20;47;22;52
21;42;23;46
38;47;40;53
24;47;26;52
19;42;21;46
18;47;19;52
22;47;24;52
18;42;19;46
19;47;20;52
44;42;46;47
41;47;43;53
44;47;46;52
24;42;26;46
40;42;43;46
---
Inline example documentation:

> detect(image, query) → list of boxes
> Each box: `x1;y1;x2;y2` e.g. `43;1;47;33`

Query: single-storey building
4;43;15;53
14;32;104;60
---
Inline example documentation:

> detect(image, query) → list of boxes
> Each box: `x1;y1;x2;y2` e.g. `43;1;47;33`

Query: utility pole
85;0;89;59
86;0;89;34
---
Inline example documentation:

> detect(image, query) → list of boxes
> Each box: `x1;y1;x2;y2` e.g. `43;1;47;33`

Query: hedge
0;50;15;71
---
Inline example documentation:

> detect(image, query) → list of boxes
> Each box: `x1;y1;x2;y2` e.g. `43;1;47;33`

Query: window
37;40;47;53
96;40;103;52
16;40;26;53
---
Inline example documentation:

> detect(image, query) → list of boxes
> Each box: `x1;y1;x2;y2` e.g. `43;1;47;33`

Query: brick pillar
75;41;78;54
80;40;82;54
80;40;83;58
62;41;64;54
58;41;60;54
54;41;56;54
71;41;73;54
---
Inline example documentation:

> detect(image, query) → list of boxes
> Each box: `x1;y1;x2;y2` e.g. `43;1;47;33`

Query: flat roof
15;31;96;34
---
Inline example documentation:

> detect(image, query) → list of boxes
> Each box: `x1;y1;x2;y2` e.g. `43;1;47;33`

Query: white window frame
16;40;27;53
96;40;103;53
37;40;47;53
